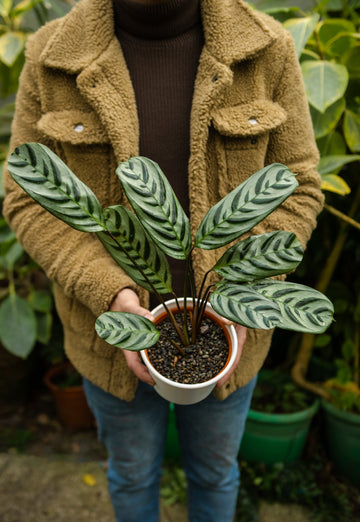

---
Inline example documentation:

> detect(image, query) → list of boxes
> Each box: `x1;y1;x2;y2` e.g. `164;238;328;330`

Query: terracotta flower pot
141;298;238;405
44;362;94;429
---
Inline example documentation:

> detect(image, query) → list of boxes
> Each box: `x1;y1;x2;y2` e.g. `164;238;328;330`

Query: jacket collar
40;0;277;72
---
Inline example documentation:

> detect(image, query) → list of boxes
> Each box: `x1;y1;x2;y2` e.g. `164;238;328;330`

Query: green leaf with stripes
116;156;191;260
210;281;281;330
8;143;105;232
213;231;303;282
95;312;160;351
97;205;173;294
249;279;334;333
194;164;298;250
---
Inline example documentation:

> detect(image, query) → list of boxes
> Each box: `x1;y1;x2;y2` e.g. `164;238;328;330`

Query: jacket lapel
39;0;278;175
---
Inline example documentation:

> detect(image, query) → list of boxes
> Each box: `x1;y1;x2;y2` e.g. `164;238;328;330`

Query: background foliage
252;0;360;414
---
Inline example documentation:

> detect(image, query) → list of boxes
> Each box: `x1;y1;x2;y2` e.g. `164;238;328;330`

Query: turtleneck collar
112;0;201;40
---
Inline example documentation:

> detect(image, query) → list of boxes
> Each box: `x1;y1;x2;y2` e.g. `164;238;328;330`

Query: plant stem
162;334;186;357
324;203;360;230
195;284;215;336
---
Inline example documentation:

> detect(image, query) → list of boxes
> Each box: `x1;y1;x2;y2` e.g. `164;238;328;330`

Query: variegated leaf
95;312;160;351
8;143;105;232
194;164;298;250
97;206;172;294
249;279;334;333
210;281;281;330
213;231;303;282
116;157;191;259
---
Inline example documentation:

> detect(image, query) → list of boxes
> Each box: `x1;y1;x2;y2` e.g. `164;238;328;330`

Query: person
3;0;324;520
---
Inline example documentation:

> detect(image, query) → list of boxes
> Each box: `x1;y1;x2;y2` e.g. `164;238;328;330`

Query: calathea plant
8;143;334;359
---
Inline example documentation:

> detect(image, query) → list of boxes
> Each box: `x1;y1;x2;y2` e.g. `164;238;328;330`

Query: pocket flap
212;100;287;137
37;110;109;144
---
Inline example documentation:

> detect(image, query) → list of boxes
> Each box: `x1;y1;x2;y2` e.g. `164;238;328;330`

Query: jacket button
74;124;84;133
248;117;258;125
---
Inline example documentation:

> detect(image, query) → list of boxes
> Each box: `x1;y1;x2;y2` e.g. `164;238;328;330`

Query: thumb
127;304;154;323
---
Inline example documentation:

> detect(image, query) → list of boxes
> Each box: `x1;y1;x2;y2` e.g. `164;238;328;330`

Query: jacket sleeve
254;30;324;249
3;35;141;317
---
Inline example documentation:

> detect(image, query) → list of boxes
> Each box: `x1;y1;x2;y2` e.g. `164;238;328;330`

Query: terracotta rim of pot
44;361;83;394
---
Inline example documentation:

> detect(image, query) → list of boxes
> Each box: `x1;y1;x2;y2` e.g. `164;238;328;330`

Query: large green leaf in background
97;205;173;295
310;98;346;139
302;60;349;113
10;0;43;17
249;279;334;334
0;294;37;358
321;174;350;195
117;156;191;260
317;18;357;58
283;14;319;57
0;0;13;18
317;154;360;195
0;32;26;67
210;282;280;330
95;312;160;351
344;110;360;152
342;44;360;78
318;154;360;175
28;289;53;313
213;231;303;281
8;143;105;232
36;312;53;345
194;164;298;250
317;131;346;156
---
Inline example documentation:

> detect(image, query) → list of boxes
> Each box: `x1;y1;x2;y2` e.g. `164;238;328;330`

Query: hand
110;288;155;386
216;323;246;388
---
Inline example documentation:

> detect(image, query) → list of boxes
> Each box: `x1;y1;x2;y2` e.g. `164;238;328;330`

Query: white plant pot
140;298;238;405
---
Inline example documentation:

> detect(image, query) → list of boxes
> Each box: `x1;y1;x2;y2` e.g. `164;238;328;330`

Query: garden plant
7;143;334;385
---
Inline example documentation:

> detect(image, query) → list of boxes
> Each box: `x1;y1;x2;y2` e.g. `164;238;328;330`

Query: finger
124;350;155;386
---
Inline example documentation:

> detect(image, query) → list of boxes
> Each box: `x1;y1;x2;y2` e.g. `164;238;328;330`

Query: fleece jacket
3;0;324;401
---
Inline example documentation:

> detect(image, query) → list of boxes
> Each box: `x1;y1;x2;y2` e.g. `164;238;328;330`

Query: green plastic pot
321;399;360;486
165;403;181;459
239;400;319;465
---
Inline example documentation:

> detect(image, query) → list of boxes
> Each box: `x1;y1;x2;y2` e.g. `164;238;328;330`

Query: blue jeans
83;376;257;522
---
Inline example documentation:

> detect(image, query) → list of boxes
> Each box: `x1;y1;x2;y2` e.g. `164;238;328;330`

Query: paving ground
0;453;313;522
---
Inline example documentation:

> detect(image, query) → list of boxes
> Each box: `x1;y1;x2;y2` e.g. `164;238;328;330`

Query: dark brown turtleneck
112;0;203;302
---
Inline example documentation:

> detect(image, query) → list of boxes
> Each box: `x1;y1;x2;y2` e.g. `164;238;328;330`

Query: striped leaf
95;312;160;351
8;143;105;232
194;163;298;250
97;206;172;294
249;279;334;333
213;231;303;282
116;156;191;259
210;281;281;330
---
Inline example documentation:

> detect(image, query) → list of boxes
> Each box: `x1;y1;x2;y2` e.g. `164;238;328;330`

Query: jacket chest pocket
211;100;287;193
36;110;118;204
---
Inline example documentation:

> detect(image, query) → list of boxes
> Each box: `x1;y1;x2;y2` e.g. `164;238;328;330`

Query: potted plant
320;299;360;486
7;143;334;405
239;369;319;465
43;360;94;429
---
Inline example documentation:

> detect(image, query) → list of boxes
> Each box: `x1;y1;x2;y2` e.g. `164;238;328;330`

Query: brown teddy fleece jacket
3;0;324;401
